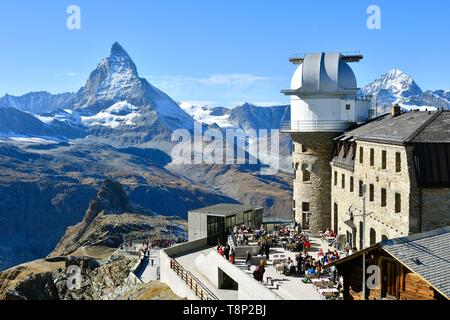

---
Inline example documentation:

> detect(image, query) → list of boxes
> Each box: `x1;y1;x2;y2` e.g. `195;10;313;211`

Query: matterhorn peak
110;42;129;57
104;42;138;76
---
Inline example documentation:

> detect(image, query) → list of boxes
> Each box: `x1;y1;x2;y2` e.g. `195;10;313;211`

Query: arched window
370;228;377;246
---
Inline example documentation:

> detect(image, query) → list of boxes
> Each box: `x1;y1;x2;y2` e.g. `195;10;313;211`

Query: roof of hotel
189;204;255;217
334;111;450;186
337;110;449;145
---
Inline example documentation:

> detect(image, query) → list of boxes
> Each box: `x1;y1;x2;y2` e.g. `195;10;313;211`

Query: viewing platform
280;120;351;133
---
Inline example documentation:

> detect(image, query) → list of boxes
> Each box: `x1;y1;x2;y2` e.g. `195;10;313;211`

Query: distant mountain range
363;69;449;114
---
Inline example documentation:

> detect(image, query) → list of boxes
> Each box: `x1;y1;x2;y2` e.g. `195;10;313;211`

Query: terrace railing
169;258;218;300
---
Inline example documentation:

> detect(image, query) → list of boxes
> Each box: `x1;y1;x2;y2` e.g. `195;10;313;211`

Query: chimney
391;104;401;117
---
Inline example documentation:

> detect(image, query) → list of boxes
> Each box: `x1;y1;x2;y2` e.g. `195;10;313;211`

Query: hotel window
370;149;375;166
302;202;310;212
381;150;387;169
303;170;311;182
334;171;338;186
395;152;402;172
395;193;401;213
359;147;364;164
346;104;351;110
350;177;354;192
341;174;345;189
359;180;364;197
369;184;374;202
381;188;387;207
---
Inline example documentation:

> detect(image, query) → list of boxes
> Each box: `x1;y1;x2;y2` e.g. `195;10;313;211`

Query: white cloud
64;72;79;77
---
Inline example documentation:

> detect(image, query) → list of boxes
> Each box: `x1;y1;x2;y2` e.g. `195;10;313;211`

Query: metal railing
170;259;218;300
280;120;351;133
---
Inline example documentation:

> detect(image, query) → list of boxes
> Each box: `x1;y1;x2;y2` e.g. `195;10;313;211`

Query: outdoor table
319;288;339;298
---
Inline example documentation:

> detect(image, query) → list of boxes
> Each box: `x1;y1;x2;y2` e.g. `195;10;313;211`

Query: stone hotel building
331;108;450;249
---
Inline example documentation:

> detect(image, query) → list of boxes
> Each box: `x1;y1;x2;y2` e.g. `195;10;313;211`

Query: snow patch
80;101;141;128
179;102;233;128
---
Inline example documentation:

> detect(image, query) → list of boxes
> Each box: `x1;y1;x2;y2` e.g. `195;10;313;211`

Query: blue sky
0;0;449;106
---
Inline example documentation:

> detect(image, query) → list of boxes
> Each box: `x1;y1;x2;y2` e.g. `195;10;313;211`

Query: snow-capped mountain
0;107;84;140
227;103;290;131
0;42;195;144
0;91;73;114
364;69;449;113
68;42;194;131
179;102;233;128
180;102;290;131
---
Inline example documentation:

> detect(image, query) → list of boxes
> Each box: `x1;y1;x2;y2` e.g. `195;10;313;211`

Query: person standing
245;251;252;270
229;248;235;264
264;241;270;260
224;244;230;260
344;243;351;257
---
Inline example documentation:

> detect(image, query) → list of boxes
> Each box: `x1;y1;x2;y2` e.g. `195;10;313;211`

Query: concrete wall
188;211;207;242
195;249;282;300
160;238;208;300
129;258;144;285
234;246;260;259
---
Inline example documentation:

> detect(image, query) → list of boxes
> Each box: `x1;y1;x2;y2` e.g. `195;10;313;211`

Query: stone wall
332;141;412;249
292;132;339;234
332;140;450;249
421;188;450;231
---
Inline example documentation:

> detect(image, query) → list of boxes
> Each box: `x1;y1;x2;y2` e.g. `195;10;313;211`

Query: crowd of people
252;224;341;284
216;223;343;292
217;243;236;264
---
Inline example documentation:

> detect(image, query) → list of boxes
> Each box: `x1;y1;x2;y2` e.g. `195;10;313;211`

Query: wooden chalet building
333;227;450;300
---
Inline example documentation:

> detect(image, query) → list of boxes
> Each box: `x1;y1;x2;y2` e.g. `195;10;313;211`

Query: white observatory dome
290;52;357;93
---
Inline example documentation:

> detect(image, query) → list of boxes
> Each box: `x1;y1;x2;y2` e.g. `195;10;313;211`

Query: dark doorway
333;203;338;232
346;231;353;248
381;259;399;299
207;216;225;246
218;268;238;290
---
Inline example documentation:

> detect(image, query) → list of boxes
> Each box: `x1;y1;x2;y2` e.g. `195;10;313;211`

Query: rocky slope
0;254;181;300
167;163;292;218
0;141;228;271
0;180;186;300
50;179;186;257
